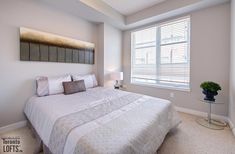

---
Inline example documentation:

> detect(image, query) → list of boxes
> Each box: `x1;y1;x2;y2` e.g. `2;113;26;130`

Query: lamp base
114;86;120;89
114;80;120;89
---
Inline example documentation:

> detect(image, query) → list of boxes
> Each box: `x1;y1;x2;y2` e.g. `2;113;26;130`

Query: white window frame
131;16;191;91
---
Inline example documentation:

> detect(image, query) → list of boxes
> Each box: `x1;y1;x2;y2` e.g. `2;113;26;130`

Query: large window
131;17;190;90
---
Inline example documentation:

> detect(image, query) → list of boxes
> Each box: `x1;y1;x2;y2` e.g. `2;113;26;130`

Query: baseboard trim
176;106;235;137
0;121;27;134
228;118;235;137
175;106;228;122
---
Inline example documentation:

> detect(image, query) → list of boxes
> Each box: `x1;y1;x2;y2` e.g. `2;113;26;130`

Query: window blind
131;17;190;89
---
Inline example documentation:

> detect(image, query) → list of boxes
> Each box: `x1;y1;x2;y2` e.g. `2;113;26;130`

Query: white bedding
24;87;181;154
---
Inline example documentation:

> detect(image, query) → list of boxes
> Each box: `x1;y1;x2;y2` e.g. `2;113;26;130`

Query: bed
24;87;181;154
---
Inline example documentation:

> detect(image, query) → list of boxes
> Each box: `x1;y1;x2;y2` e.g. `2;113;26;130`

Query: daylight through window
131;17;190;90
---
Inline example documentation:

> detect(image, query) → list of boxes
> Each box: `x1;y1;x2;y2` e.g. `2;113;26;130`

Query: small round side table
196;100;227;130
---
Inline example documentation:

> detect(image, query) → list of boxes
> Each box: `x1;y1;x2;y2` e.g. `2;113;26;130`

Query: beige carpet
157;113;235;154
0;112;235;154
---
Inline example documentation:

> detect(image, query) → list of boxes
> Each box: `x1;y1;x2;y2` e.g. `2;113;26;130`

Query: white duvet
24;87;180;154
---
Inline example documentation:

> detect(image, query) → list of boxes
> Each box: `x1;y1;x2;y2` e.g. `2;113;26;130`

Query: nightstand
196;100;227;130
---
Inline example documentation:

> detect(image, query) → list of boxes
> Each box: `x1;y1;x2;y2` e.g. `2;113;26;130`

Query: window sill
130;82;191;92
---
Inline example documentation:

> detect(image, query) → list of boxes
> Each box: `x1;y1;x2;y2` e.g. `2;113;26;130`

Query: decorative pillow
72;74;98;89
36;75;71;96
63;80;86;95
36;76;49;97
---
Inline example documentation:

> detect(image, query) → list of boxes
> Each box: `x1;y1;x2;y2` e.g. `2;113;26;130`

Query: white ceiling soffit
100;0;166;16
126;0;230;26
39;0;229;30
80;0;124;23
125;0;230;29
39;0;126;29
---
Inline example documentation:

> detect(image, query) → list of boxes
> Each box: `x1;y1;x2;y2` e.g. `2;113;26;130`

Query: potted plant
200;81;221;102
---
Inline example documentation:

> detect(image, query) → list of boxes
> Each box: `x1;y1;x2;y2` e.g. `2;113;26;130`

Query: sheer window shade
131;17;190;89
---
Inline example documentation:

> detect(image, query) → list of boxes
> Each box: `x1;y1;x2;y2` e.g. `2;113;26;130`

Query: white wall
123;3;230;116
0;0;98;127
230;0;235;128
97;24;105;86
97;23;122;87
103;24;122;87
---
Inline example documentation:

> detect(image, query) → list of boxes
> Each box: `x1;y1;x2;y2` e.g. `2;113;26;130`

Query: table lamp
110;72;123;89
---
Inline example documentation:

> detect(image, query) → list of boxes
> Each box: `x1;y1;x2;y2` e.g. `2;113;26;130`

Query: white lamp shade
110;72;123;80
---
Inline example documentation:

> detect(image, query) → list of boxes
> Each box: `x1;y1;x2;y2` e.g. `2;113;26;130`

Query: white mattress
24;87;180;154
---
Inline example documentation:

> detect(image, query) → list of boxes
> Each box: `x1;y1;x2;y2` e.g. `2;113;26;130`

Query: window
131;17;190;90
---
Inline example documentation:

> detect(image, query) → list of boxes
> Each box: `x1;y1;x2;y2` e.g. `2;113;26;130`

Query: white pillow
72;74;98;89
36;74;71;96
48;75;71;95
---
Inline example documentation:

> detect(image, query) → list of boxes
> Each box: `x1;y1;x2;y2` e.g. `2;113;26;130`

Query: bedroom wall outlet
170;92;174;98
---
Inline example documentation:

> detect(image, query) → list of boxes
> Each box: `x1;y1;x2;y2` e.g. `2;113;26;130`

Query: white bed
24;87;181;154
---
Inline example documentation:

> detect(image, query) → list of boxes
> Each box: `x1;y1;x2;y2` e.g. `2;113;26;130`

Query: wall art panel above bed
20;27;95;64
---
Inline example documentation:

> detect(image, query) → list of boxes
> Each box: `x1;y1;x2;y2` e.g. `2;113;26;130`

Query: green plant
200;81;222;92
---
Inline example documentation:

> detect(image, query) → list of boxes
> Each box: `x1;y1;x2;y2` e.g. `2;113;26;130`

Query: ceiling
101;0;166;16
41;0;230;30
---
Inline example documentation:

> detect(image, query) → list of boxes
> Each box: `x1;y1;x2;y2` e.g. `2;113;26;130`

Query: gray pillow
63;80;86;95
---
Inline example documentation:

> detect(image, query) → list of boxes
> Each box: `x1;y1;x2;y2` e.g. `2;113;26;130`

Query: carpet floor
1;112;235;154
